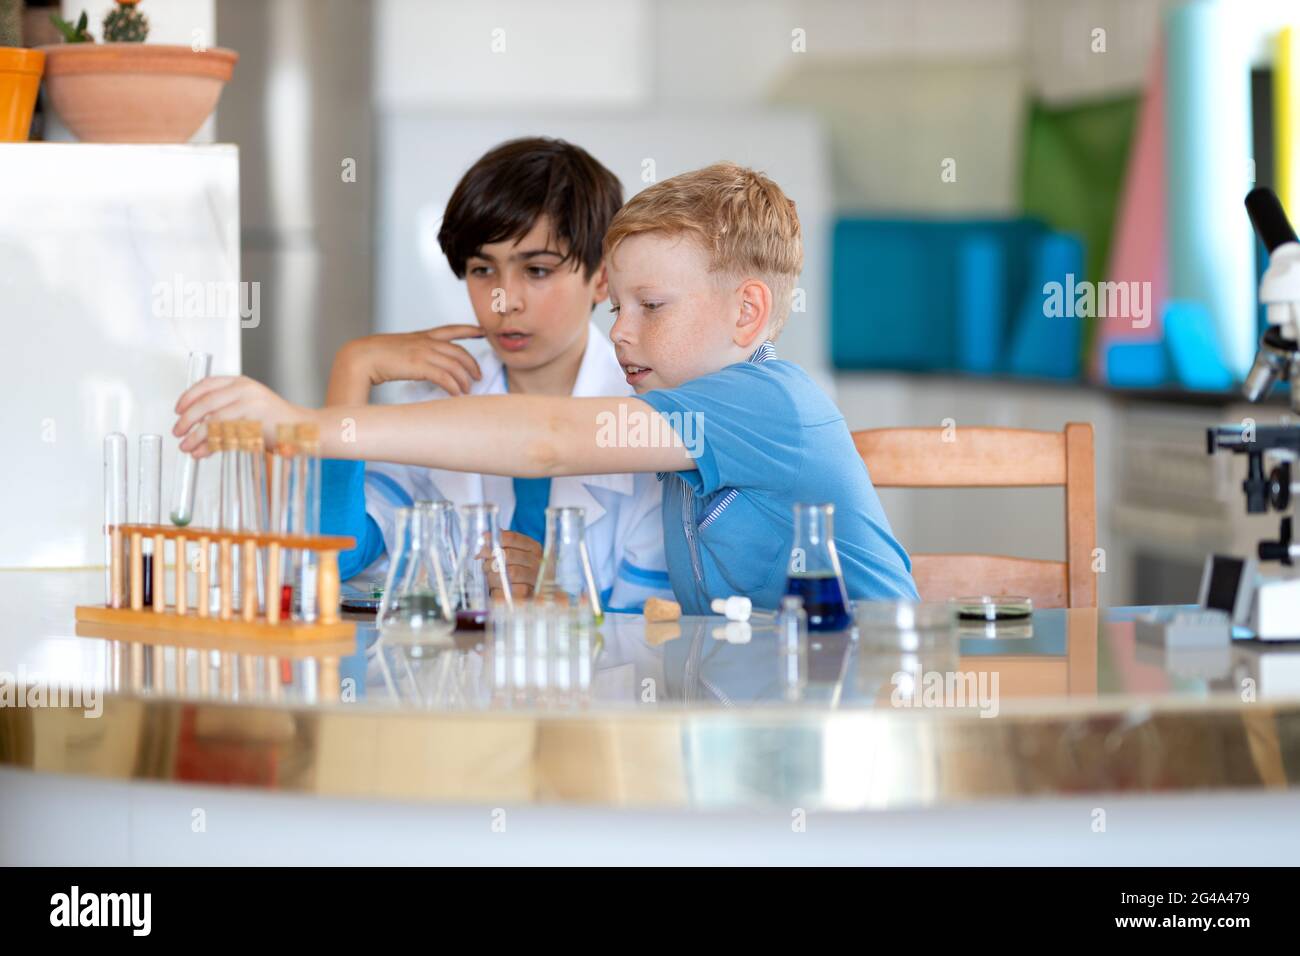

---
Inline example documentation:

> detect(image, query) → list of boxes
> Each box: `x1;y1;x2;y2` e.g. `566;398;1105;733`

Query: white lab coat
359;323;672;611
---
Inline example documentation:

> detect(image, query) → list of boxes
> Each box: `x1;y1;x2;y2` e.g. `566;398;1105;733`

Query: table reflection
85;607;1300;712
105;638;343;705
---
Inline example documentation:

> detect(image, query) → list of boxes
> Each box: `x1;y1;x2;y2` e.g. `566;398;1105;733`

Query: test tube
170;351;213;526
103;433;128;608
274;424;297;619
202;423;225;615
219;421;244;612
137;435;162;606
293;422;322;622
237;421;266;614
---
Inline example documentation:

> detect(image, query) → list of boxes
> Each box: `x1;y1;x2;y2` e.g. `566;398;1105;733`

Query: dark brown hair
438;137;623;280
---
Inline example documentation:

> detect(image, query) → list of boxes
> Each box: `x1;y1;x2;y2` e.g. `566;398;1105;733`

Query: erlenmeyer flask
784;502;851;631
378;506;455;644
452;503;512;630
414;499;459;597
534;506;603;621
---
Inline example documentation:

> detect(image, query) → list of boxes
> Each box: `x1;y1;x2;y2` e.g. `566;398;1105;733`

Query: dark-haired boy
319;137;672;610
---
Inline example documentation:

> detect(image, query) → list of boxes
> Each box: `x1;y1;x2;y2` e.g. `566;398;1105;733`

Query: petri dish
957;618;1034;639
955;595;1033;622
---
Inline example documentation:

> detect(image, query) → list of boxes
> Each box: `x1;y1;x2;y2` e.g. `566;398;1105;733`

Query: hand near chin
173;375;308;457
347;326;486;395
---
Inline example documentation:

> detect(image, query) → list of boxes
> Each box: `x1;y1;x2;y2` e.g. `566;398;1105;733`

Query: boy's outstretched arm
174;375;698;477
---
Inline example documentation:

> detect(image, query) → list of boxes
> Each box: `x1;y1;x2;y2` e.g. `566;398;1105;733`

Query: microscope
1206;187;1300;640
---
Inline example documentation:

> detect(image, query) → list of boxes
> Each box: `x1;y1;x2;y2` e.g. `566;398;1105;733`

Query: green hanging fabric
1020;96;1140;360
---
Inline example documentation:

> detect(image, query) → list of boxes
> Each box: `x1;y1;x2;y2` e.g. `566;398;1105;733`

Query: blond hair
604;162;803;338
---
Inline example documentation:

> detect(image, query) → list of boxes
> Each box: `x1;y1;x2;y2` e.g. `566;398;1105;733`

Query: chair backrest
852;423;1096;608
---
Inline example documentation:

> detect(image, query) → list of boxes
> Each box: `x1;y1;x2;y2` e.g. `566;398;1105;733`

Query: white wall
0;145;241;569
651;0;1025;107
63;0;215;47
375;0;650;109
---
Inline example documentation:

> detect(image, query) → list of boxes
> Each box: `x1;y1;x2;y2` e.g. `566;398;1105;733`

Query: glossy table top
3;570;1299;808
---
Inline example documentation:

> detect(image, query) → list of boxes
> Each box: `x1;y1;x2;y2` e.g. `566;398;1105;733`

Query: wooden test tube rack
76;523;356;641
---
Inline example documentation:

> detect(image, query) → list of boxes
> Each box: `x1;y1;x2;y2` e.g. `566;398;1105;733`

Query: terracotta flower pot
0;46;44;142
38;43;237;143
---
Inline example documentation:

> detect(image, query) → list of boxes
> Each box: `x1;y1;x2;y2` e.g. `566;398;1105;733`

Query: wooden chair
852;423;1097;608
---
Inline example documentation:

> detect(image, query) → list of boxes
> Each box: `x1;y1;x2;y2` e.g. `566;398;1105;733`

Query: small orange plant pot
0;46;44;142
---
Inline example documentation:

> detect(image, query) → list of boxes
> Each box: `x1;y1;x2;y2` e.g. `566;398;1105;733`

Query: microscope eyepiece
1245;187;1299;252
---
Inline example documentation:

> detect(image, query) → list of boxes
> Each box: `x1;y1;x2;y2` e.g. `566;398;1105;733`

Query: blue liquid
785;573;850;631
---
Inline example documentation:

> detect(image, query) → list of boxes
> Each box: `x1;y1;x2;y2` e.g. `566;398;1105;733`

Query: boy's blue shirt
639;343;918;615
321;459;387;580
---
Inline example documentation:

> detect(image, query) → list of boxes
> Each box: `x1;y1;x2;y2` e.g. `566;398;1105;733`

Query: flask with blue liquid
784;502;852;631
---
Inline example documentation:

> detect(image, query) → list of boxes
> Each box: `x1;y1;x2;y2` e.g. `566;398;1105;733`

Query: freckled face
463;216;605;374
606;234;737;392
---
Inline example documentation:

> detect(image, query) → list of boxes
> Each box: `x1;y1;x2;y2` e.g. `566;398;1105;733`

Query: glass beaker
378;506;456;645
534;506;603;621
452;503;512;630
169;351;213;526
784;502;851;631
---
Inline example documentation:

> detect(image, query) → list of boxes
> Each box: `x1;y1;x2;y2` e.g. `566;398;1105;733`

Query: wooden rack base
83;522;356;644
75;605;355;643
73;617;354;660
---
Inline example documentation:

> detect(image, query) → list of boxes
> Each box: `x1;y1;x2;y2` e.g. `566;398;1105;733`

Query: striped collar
655;341;776;486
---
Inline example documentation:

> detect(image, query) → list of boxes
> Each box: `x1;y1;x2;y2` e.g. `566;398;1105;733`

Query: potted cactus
0;0;45;142
101;0;148;41
38;0;237;143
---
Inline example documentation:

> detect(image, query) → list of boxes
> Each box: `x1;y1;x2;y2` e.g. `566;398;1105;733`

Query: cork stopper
236;419;261;450
275;423;298;456
206;420;226;452
295;421;320;453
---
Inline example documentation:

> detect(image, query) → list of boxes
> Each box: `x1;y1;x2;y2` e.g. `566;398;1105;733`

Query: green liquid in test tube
170;351;213;526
